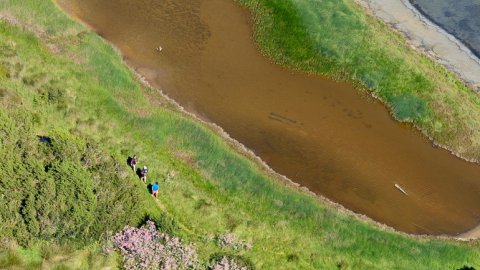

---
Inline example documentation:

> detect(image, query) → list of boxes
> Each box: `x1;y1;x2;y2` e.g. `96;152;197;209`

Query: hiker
141;165;148;183
130;155;138;171
152;182;159;198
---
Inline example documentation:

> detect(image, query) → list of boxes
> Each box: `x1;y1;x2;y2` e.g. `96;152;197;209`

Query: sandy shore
354;0;480;240
458;224;480;240
355;0;480;91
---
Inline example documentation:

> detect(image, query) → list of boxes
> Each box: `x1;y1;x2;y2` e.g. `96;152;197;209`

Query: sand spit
458;224;480;241
355;0;480;91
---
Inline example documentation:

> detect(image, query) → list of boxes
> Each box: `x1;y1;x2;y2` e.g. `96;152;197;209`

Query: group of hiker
130;155;159;198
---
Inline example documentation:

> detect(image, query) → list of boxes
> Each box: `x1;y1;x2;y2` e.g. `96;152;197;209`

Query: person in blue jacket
152;182;159;198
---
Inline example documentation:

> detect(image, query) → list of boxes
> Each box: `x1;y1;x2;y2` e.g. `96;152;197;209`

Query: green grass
0;241;119;270
0;0;478;269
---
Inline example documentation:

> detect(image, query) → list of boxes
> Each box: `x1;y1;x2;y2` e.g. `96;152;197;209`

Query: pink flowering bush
209;256;250;270
111;221;199;270
217;234;252;251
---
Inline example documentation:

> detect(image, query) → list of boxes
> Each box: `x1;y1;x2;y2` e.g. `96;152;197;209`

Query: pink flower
209;257;248;270
110;221;199;269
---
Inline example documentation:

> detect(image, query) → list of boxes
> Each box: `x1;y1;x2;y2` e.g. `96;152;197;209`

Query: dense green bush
0;109;142;246
150;213;181;236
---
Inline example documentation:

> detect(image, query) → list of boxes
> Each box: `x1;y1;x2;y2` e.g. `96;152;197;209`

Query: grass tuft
0;250;23;268
390;94;429;122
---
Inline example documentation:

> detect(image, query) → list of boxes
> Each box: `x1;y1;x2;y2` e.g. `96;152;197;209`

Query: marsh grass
0;0;478;269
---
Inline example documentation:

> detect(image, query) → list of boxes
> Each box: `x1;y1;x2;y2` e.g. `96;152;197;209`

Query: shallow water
57;0;480;235
409;0;480;59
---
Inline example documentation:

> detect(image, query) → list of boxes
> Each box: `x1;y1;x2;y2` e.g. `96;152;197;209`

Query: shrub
457;266;476;270
152;214;181;236
216;234;252;251
0;109;142;246
208;253;254;270
111;221;199;270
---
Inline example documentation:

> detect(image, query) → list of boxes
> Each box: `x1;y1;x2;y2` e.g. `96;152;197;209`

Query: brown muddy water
57;0;480;236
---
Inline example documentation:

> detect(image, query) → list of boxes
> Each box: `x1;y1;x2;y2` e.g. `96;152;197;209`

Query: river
57;0;480;236
409;0;480;60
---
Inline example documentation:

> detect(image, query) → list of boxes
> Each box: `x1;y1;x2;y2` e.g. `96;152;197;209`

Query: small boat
395;184;408;196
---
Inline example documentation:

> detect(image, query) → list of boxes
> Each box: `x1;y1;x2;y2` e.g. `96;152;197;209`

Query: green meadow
0;0;478;269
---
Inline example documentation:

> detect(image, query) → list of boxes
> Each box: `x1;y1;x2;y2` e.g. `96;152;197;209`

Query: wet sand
355;0;480;91
459;224;480;240
408;0;480;60
57;0;480;236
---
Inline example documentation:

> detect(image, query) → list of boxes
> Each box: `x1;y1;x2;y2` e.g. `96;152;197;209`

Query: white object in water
156;46;163;52
394;184;408;196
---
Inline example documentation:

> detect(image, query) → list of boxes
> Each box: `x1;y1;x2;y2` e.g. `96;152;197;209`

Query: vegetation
110;221;199;269
0;0;478;269
238;0;480;159
0;110;145;247
0;241;119;269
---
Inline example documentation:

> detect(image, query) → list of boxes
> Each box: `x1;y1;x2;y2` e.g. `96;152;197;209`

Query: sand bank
355;0;480;91
458;224;480;240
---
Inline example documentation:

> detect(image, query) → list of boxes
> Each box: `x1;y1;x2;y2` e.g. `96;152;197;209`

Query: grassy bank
0;242;119;269
238;0;480;161
0;0;479;269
